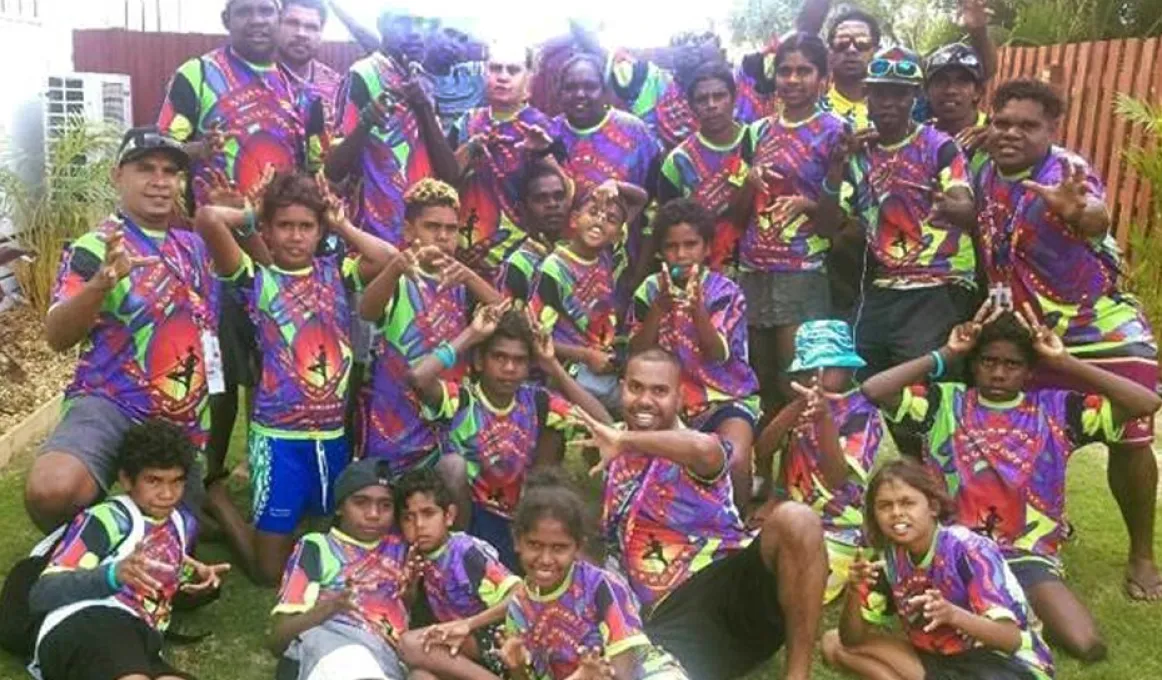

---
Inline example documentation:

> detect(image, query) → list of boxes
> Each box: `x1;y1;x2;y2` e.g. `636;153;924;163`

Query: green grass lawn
0;429;1159;679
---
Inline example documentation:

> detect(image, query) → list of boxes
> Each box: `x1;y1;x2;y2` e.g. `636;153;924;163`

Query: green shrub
1116;94;1162;326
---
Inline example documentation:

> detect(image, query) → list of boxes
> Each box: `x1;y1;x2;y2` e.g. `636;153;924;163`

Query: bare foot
1125;557;1162;602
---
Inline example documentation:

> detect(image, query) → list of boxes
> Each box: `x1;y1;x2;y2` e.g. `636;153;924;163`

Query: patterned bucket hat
866;45;924;87
787;319;867;373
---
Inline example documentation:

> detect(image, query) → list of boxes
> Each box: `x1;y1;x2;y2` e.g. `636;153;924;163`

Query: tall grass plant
1116;94;1162;326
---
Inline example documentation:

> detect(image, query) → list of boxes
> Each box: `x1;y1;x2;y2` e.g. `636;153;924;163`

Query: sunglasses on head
869;58;921;79
832;36;876;52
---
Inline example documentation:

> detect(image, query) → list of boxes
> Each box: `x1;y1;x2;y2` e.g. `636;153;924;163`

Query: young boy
395;470;521;680
530;180;647;411
497;163;573;301
753;319;890;603
860;302;1162;661
195;171;396;585
359;179;503;478
29;420;229;680
269;458;413;680
409;303;612;569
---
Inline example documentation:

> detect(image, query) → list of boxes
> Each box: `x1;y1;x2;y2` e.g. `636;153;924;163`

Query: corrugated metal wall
72;28;364;125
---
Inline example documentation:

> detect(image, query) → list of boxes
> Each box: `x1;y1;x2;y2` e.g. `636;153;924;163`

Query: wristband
234;206;258;240
105;562;120;590
435;341;457;369
928;350;946;379
821;178;842;197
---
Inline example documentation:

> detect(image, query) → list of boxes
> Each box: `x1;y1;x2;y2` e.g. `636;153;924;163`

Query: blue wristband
105;562;119;590
928;350;946;379
435;341;457;369
821;178;842;197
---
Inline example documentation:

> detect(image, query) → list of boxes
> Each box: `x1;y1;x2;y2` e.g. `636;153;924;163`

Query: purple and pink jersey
601;435;754;611
845;124;975;288
418;532;520;623
337;53;434;245
863;524;1053;679
283;59;343;132
532;246;618;358
744;111;849;272
733;53;778;125
892;382;1120;563
976;147;1154;351
629;269;759;420
54;216;219;449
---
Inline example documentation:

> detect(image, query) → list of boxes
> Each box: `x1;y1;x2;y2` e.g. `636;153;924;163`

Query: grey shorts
739;270;832;328
40;395;206;511
285;619;407;680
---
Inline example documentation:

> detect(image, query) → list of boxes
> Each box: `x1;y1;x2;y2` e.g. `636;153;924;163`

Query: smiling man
277;0;342;131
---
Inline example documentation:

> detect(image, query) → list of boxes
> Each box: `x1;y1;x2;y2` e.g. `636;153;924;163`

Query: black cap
117;125;190;170
334;458;394;507
926;43;985;84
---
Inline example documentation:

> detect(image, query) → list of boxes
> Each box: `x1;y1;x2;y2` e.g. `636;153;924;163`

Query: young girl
821;460;1054;680
501;471;687;680
195;171;396;584
628;198;760;510
531;180;647;411
359;178;502;478
737;32;849;415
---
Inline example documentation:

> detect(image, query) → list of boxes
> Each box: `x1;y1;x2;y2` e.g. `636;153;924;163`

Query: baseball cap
117;126;189;170
334;458;394;507
787;319;867;373
865;45;924;87
926;43;985;83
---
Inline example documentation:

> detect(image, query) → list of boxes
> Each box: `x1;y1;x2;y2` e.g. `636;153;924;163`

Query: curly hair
259;171;326;227
117;419;197;480
969;311;1037;368
394;467;455;517
403;178;460;222
683;60;736;103
826;9;883;48
481;308;536;356
864;459;954;550
651;197;715;253
512;468;590;544
992;78;1066;120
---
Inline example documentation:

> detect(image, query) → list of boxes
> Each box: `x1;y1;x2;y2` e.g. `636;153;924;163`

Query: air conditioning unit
43;72;132;141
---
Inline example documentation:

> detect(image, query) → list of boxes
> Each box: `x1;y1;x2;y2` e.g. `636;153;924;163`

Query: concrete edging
0;394;61;471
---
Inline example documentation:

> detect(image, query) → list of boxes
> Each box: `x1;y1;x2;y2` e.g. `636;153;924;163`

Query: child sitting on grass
395;469;521;680
821;459;1054;680
408;301;611;570
859;302;1162;661
500;471;688;680
269;459;415;680
752;319;890;603
531;180;647;412
629;198;761;510
30;419;229;680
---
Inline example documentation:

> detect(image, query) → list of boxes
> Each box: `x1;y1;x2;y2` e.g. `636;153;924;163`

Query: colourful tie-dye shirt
976;147;1154;350
845;124;976;289
532;246;618;357
450;105;554;278
283;59;343;132
891;382;1120;563
607;51;695;150
820;85;870;130
428;61;488;132
734;53;779;124
602;435;754;611
273;529;412;643
337;53;435;245
498;241;550;301
159;47;322;207
507;561;659;680
782;390;888;546
53;216;219;449
226;253;362;435
744;111;850;272
424;380;573;518
363;273;470;476
658;128;751;272
418;532;520;623
862;524;1054;679
629;270;760;419
45;498;193;632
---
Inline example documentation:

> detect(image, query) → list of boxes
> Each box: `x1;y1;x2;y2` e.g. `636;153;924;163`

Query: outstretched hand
909;588;964;633
945;299;1004;355
471;299;513;338
1013;301;1065;360
96;230;158;290
958;0;993;30
569;407;625;477
180;555;230;594
1022;157;1090;226
514;121;553;152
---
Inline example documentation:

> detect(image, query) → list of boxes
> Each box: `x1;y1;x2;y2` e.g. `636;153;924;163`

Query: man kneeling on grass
29;420;229;680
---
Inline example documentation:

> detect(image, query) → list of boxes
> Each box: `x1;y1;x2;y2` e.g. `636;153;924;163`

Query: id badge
200;329;226;395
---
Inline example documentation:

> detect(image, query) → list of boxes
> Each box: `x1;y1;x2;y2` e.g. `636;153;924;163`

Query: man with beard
277;0;342;131
575;347;826;680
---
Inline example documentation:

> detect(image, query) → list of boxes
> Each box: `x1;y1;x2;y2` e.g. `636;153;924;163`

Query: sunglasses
831;36;876;52
868;58;921;79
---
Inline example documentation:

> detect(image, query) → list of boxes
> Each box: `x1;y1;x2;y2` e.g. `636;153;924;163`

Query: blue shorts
689;400;759;434
249;429;350;534
468;506;519;573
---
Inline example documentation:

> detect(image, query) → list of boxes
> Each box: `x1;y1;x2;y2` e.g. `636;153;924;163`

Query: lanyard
117;214;207;326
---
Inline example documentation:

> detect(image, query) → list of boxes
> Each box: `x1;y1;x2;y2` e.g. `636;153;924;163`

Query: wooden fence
992;38;1161;245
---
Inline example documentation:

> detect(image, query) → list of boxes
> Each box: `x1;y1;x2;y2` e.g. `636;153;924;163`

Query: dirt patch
0;304;74;435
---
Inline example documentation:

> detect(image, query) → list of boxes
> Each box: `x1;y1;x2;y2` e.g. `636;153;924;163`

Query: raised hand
245;163;279;217
848;548;882;589
180;555;231;594
96;230;158;290
954;124;992;156
465;132;496;165
400;75;433;111
471;299;512;338
570;407;625;477
583;347;615;375
592;179;620;208
199;168;246;209
958;0;992;30
315;172;348;230
829;128;879;169
114;543;167;598
515;121;553;152
422;620;472;655
909;588;963;633
1022;157;1089;225
436;257;474;292
525;304;556;362
1015;301;1065;359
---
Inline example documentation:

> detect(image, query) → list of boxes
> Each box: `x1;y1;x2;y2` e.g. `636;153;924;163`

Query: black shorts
218;291;258;388
853;284;973;378
919;648;1036;680
645;540;784;679
37;607;195;680
1008;555;1064;591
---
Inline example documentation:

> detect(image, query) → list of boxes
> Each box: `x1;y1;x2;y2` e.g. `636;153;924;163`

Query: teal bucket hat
787;320;867;373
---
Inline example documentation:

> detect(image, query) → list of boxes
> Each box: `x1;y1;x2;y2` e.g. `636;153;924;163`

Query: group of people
10;0;1162;679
